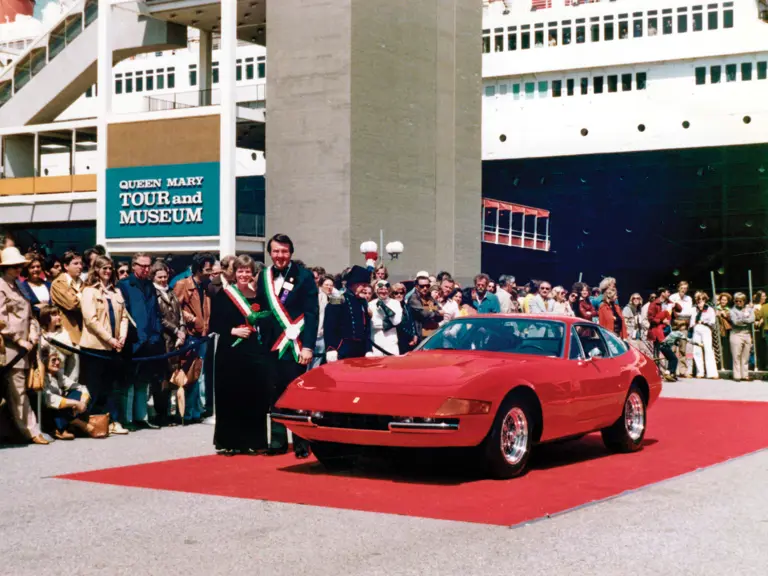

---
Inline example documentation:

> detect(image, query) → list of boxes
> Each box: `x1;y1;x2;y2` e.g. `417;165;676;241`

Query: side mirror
588;348;603;360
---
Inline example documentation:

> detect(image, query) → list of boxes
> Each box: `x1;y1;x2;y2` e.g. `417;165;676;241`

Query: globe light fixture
385;241;404;260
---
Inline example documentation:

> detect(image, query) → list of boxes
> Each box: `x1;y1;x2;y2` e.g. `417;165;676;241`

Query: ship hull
482;143;768;293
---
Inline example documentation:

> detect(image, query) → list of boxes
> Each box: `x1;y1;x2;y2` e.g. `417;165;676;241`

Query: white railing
0;0;95;105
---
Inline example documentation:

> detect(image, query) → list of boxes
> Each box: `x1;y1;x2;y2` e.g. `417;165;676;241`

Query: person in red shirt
647;287;677;381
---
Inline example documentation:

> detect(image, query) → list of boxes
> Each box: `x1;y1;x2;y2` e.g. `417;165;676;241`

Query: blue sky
34;1;57;19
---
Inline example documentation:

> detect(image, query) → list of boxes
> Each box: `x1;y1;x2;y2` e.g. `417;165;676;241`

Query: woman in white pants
690;292;719;379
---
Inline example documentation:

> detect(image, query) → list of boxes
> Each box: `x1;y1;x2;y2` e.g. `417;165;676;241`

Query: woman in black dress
210;255;275;453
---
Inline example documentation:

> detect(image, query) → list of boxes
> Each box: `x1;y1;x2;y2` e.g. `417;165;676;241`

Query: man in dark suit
117;252;164;430
256;234;319;458
324;265;373;362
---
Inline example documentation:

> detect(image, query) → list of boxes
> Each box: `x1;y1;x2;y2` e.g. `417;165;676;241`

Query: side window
569;328;584;360
601;328;629;357
575;324;609;358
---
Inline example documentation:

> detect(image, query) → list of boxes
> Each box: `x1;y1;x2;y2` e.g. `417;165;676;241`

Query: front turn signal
434;398;492;416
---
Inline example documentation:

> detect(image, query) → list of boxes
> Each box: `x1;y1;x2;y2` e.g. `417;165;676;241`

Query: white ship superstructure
482;0;768;160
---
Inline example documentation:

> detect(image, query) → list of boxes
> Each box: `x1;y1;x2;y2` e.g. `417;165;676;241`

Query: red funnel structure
0;0;35;23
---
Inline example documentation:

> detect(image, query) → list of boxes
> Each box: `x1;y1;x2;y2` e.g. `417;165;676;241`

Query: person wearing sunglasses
370;280;402;356
406;272;443;340
117;252;164;430
0;247;47;445
391;283;419;354
529;281;554;314
623;293;648;341
81;255;130;435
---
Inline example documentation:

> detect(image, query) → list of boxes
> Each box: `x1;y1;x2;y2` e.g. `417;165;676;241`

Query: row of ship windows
695;61;768;84
496;116;754;142
484;72;647;99
85;58;267;97
482;3;734;51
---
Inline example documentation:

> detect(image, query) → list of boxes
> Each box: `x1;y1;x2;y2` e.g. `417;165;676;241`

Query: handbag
183;355;203;386
170;368;187;388
26;346;44;391
87;414;110;438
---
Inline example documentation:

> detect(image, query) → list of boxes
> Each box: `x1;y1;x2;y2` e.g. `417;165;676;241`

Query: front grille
313;412;395;431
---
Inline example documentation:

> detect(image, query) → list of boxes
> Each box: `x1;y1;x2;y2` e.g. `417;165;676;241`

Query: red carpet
59;399;768;526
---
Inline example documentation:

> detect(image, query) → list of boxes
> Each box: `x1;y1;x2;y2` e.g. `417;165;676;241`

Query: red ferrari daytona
271;315;662;478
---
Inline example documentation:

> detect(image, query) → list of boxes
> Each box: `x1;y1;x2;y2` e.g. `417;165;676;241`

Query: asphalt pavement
1;379;767;576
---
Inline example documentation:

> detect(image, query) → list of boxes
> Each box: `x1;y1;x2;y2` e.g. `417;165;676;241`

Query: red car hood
276;351;547;416
284;351;526;396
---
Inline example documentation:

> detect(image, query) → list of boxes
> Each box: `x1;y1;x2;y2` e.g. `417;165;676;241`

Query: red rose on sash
251;303;261;312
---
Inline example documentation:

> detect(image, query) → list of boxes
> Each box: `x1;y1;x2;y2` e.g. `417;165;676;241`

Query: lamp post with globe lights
385;241;404;260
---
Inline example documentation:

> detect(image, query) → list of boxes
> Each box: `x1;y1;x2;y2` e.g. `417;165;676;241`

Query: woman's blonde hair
694;290;709;303
85;255;115;287
733;292;747;302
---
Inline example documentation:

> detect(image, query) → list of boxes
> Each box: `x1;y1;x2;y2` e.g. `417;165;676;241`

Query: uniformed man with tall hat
324;265;373;362
256;233;319;458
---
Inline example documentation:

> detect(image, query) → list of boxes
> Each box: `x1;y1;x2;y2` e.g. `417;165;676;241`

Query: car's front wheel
310;441;358;471
482;396;535;479
601;384;646;453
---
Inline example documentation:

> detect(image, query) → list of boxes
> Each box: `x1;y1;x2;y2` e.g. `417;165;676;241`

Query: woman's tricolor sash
264;267;305;361
223;284;269;347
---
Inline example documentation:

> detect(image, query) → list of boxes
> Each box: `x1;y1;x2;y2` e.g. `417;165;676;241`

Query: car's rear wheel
482;396;535;479
310;441;358;471
601;384;646;453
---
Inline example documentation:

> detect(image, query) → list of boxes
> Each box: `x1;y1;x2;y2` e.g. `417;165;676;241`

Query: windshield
419;317;565;358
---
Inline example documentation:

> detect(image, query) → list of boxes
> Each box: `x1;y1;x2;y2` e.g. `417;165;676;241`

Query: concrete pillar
199;30;212;106
266;0;481;282
218;1;237;257
96;0;112;246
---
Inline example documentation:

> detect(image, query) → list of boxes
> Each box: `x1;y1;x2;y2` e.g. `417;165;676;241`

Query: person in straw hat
0;246;48;445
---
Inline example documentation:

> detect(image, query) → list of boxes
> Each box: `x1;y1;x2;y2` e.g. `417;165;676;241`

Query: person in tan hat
0;246;47;445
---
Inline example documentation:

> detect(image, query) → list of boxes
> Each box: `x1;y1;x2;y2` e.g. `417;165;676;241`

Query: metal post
534;215;539;249
96;0;111;246
71;129;76;176
544;216;550;251
749;269;758;371
495;207;500;244
508;210;513;246
711;270;724;371
33;131;38;177
199;30;213;106
219;0;238;256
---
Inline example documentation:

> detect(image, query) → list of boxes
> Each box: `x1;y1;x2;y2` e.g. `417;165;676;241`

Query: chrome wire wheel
624;392;645;442
500;407;529;465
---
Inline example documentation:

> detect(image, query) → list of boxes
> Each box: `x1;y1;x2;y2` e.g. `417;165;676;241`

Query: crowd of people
1;230;765;451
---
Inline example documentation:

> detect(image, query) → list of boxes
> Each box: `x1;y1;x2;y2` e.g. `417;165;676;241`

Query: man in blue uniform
324;266;372;362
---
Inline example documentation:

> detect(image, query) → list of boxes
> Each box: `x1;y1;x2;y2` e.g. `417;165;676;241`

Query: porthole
251;152;257;161
499;134;507;142
580;128;588;136
637;124;646;132
743;115;752;124
682;121;690;129
86;165;90;170
43;168;49;176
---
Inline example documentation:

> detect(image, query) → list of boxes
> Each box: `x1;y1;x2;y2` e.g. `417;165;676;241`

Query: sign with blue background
106;162;220;238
